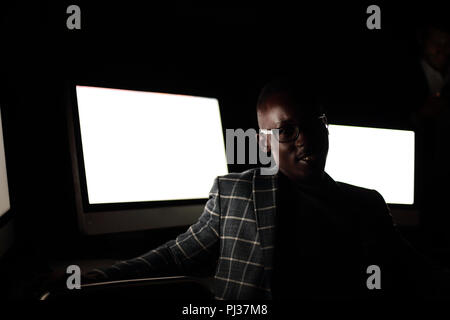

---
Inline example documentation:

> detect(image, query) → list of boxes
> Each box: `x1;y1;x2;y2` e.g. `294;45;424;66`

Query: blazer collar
252;169;342;270
252;169;278;270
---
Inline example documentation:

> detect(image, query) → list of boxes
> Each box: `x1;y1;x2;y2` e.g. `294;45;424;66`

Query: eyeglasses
259;114;328;143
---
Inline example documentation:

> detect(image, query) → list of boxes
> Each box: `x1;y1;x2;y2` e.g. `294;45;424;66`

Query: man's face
424;27;450;73
257;93;329;184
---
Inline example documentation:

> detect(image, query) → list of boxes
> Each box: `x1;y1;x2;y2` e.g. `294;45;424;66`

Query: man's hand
32;270;69;299
80;270;108;285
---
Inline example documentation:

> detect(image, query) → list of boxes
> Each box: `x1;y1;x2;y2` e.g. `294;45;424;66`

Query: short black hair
417;10;450;47
256;77;324;115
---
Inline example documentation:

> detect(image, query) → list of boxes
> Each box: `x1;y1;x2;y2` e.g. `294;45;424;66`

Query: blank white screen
76;86;229;204
0;109;10;217
325;124;415;205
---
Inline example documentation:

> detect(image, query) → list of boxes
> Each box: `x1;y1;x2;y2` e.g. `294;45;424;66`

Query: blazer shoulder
217;168;257;183
336;181;386;208
215;168;258;196
336;181;393;228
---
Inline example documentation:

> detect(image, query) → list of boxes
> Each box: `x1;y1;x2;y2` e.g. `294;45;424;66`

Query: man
420;23;450;99
83;78;446;299
411;21;450;249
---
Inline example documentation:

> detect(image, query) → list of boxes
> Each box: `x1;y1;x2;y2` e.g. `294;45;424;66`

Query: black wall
0;1;447;295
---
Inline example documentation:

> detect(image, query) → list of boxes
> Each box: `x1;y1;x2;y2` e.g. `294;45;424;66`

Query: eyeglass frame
259;114;328;143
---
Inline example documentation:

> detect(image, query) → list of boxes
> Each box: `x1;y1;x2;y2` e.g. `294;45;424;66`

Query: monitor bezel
66;81;227;235
73;84;224;211
326;118;417;211
0;106;12;224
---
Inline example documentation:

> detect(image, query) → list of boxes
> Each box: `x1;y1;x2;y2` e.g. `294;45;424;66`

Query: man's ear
257;132;271;153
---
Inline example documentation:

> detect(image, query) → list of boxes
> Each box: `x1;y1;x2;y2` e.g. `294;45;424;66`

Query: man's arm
84;177;222;282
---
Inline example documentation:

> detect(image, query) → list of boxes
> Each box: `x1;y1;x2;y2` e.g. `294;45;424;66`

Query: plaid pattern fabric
93;168;279;299
92;168;401;299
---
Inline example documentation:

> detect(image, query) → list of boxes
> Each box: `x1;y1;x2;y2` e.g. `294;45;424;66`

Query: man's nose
294;132;306;149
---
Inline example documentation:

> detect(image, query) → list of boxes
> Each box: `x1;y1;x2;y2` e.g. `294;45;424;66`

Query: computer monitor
67;85;229;235
0;107;11;218
325;124;415;207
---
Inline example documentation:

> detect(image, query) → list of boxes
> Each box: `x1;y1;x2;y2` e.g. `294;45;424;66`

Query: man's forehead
258;97;318;128
259;104;295;125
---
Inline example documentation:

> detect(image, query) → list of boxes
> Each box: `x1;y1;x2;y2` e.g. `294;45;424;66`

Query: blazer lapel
252;169;278;270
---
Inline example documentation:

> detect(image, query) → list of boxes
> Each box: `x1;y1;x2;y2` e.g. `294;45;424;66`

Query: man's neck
280;171;326;189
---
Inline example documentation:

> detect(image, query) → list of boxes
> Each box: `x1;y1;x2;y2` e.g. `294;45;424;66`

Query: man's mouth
295;153;318;164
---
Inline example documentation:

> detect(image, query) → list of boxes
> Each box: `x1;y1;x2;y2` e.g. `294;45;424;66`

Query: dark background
0;0;449;299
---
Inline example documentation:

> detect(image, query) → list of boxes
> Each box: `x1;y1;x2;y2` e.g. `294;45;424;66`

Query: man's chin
281;168;324;185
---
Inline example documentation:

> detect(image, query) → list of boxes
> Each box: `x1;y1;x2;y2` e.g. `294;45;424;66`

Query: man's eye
280;126;295;136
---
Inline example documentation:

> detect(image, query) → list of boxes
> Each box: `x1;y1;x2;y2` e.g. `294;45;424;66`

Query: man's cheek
276;152;291;169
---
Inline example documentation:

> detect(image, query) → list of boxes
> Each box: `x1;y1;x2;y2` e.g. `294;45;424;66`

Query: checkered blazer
92;167;399;300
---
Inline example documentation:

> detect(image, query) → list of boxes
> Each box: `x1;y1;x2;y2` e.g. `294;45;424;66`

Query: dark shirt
271;172;365;299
